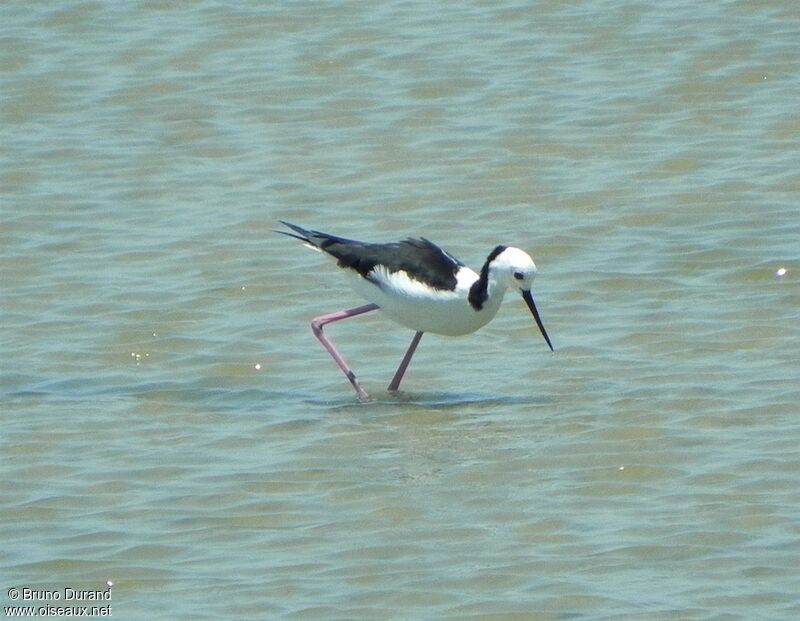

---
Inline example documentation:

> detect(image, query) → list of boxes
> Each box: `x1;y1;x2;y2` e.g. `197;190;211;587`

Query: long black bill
522;290;554;351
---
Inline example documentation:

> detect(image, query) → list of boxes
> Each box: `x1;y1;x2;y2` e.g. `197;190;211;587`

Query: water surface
2;1;799;619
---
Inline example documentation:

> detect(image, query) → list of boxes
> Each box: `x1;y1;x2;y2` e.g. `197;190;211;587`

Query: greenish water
2;1;798;619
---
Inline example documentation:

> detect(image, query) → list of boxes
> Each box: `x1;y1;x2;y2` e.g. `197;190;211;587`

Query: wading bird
277;221;553;400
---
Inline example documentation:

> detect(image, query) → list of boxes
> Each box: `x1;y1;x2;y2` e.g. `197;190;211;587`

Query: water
2;1;798;619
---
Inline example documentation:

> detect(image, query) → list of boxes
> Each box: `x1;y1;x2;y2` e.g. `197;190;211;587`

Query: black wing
277;221;464;291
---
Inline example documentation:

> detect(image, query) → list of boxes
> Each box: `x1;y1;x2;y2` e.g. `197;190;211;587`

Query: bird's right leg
311;303;379;401
387;331;424;393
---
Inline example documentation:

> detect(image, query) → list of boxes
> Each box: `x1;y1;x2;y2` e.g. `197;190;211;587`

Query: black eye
513;271;524;280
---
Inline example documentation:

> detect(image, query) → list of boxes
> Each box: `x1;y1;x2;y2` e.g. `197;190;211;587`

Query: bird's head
490;246;554;352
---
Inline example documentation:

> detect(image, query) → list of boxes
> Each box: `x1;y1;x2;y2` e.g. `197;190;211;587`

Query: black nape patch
468;245;506;310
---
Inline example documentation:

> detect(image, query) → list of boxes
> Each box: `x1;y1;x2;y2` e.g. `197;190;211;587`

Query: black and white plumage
277;221;554;343
277;221;553;399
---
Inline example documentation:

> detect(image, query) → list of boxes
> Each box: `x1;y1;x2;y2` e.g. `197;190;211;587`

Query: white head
485;246;554;351
489;246;539;291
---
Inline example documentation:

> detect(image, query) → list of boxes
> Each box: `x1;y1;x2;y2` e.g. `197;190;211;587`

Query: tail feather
273;221;324;253
274;220;313;242
275;221;360;251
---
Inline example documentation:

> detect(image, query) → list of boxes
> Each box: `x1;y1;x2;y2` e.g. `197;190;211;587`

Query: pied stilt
277;221;554;400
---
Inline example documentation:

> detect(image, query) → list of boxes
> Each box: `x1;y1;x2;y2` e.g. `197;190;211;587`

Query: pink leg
388;331;424;393
311;303;379;401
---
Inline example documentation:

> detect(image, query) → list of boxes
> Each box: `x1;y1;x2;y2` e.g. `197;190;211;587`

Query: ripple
2;0;799;618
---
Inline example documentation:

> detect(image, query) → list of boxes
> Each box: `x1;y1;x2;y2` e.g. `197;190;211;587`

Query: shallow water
2;1;799;619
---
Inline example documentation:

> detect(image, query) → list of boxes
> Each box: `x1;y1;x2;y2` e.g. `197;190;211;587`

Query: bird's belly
345;271;501;335
358;289;493;336
381;298;489;335
378;302;487;336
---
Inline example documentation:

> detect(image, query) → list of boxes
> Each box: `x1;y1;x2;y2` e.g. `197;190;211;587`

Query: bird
276;221;553;400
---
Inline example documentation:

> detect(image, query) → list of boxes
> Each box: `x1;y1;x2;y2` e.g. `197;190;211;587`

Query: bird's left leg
311;303;379;401
387;331;424;392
